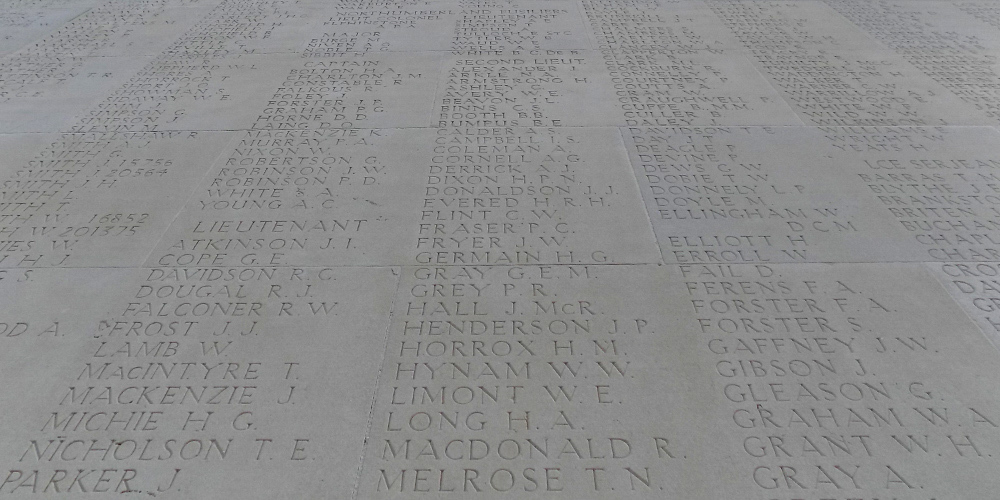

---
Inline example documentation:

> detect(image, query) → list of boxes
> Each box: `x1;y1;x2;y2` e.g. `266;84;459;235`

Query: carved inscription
1;0;1000;498
360;266;688;496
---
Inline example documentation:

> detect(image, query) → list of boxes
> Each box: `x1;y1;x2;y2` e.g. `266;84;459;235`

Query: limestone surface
1;0;999;498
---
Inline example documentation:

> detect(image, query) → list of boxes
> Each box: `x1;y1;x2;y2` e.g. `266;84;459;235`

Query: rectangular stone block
355;262;1000;498
625;125;1000;264
3;0;1000;498
0;131;238;268
0;265;398;497
675;261;1000;500
0;56;154;133
147;127;661;267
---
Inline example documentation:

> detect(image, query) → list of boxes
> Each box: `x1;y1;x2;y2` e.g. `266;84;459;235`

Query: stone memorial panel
146;126;661;267
679;261;1000;500
0;265;397;496
626;124;1000;263
0;0;99;56
0;131;238;267
0;0;1000;498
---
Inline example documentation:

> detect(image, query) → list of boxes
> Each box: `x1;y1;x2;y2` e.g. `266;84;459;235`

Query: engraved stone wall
1;0;1000;498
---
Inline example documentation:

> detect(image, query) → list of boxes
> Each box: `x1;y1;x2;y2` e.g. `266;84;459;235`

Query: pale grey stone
823;0;1000;125
927;261;1000;349
0;131;238;267
1;0;1000;498
357;262;1000;498
624;125;916;264
0;55;154;133
674;262;1000;500
145;127;661;267
0;265;398;497
0;0;99;55
627;125;1000;263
